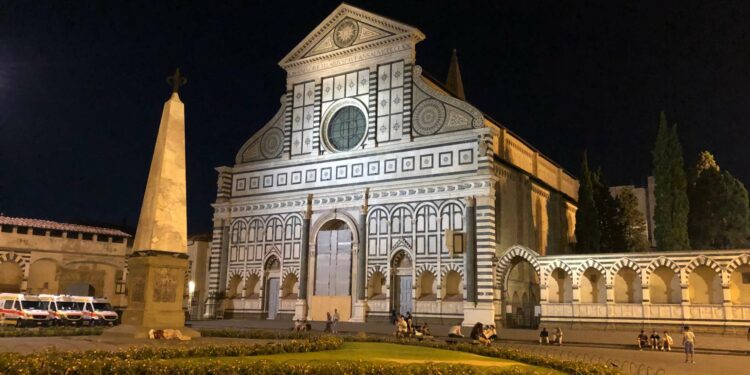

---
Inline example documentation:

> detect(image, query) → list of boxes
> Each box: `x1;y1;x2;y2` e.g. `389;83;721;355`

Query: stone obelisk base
104;251;200;339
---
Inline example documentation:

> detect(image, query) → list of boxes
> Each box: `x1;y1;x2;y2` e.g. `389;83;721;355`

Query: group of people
639;326;696;363
324;309;340;333
292;319;312;332
394;311;433;339
448;322;497;346
637;329;674;351
538;327;563;345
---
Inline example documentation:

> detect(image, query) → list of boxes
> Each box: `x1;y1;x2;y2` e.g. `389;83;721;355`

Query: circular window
326;106;366;151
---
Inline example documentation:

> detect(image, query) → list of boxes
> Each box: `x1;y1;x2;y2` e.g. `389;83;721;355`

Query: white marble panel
378;64;391;90
334;75;346;100
391;61;404;87
293;84;304;107
357;70;369;95
303;82;315;106
390;87;403;113
346;72;358;97
377;90;391;116
322;77;334;102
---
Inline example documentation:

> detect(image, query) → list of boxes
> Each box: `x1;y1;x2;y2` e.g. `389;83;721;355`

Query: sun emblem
333;19;359;47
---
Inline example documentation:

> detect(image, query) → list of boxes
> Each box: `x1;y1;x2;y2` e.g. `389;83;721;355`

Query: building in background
0;215;132;307
0;215;211;313
610;176;656;248
187;233;211;319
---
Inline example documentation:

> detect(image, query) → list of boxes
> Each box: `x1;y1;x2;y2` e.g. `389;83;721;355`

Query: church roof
279;3;425;69
0;215;131;237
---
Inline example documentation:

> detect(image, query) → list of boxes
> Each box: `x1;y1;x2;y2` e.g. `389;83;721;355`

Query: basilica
205;4;750;331
205;4;576;325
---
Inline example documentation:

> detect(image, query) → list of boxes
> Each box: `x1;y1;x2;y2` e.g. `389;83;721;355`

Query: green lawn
176;342;560;373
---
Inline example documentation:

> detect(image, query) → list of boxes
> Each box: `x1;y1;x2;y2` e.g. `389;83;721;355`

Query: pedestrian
486;324;498;341
471;322;490;346
539;327;550;345
324;312;332;333
682;326;696;364
397;315;408;337
662;331;673;351
332;308;340;334
421;322;432;337
650;330;661;350
389;309;397;325
448;323;464;338
637;330;648;350
553;327;563;345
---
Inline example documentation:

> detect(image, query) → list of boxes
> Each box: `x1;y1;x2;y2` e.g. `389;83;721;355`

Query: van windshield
20;301;44;310
93;303;113;312
57;302;83;311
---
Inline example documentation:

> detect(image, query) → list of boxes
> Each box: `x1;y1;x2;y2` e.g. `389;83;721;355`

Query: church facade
205;4;578;325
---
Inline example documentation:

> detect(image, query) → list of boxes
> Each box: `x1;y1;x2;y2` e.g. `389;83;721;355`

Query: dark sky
2;1;749;234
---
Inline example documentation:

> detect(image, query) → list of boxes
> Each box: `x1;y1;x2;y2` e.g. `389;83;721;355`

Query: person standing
324;312;332;333
682;326;696;363
332;309;340;334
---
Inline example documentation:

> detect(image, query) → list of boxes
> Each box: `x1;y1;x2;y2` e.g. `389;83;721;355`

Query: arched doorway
311;220;353;321
0;262;23;293
391;251;412;316
505;257;540;328
264;256;281;319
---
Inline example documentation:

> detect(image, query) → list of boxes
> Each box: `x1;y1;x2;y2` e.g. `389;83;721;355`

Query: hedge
0;327;103;337
0;336;343;375
201;329;624;375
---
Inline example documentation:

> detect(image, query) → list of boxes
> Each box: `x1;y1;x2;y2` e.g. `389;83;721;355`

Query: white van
0;293;52;327
38;294;84;326
70;296;119;326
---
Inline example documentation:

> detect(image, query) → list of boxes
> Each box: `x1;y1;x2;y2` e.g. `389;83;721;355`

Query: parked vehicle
70;296;119;326
0;293;52;327
38;294;84;326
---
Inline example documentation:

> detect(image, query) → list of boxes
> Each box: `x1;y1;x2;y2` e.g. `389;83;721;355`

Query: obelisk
106;69;199;338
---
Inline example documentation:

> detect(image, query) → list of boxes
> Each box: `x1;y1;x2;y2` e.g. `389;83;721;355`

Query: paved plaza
189;319;750;374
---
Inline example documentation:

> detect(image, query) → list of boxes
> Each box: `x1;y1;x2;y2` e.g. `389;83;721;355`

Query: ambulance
38;294;84;326
0;293;53;327
70;296;120;326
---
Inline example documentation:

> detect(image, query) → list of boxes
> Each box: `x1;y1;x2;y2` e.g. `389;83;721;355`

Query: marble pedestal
461;301;495;327
350;300;367;322
105;251;200;339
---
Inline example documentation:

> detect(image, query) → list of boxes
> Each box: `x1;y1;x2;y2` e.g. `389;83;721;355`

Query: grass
176;342;561;373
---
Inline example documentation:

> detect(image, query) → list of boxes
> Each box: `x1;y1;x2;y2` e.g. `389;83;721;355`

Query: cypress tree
615;187;650;252
591;169;621;252
575;152;601;253
688;151;750;248
653;112;690;250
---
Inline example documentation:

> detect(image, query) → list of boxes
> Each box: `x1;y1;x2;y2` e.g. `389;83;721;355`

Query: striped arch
644;257;681;285
282;267;299;280
0;252;26;272
684;255;723;275
441;263;464;279
685;255;725;283
574;259;607;285
263;247;282;266
609;258;642;285
245;268;261;279
726;253;750;276
495;245;541;289
366;206;389;221
227;268;243;279
416;263;438;280
389;247;413;266
543;260;573;287
367;264;388;280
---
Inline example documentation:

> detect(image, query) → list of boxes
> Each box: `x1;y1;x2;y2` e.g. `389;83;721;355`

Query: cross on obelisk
106;68;199;339
166;68;187;93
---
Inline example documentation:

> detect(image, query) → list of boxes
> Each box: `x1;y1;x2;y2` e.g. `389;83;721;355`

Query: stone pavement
190;319;750;355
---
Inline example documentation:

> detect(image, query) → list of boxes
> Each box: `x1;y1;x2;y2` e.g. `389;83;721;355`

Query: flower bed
0;327;103;337
0;336;342;375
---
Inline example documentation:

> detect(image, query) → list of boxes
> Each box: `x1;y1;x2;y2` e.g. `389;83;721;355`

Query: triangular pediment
279;3;425;68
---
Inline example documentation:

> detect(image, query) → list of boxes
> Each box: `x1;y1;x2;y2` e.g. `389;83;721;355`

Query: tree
688;151;750;248
591;169;622;252
615;187;650;252
575;152;601;252
652;112;690;250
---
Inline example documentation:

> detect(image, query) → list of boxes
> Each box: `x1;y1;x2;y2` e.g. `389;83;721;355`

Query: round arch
310;211;359;247
495;245;541;290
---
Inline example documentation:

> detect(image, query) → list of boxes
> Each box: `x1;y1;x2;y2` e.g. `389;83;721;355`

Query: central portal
392;251;413;316
311;220;352;321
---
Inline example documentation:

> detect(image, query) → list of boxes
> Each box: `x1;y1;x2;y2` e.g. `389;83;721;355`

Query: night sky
2;1;749;234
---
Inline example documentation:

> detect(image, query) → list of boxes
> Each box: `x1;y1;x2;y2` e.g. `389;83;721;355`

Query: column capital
465;196;476;207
